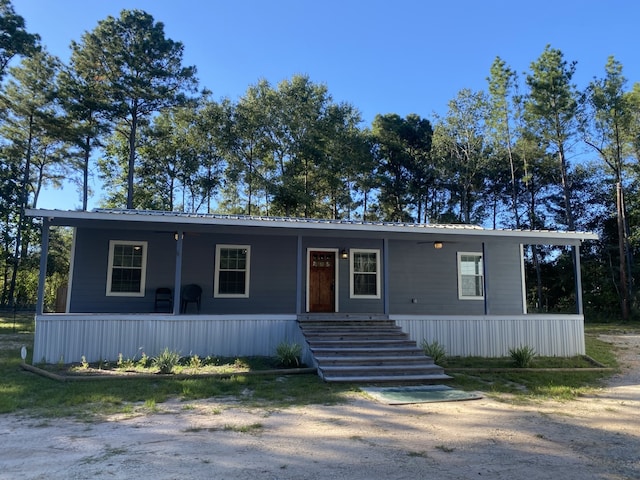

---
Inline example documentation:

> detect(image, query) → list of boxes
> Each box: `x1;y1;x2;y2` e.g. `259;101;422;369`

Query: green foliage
116;353;136;370
509;345;537;368
0;0;41;79
137;352;151;368
525;45;580;231
73;9;198;209
152;348;181;374
275;341;302;368
372;113;434;222
420;339;447;365
188;354;202;369
447;350;614;402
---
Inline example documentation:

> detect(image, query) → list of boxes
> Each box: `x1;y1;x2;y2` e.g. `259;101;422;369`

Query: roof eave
24;208;599;243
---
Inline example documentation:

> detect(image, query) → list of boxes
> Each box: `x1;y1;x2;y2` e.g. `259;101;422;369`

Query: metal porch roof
25;208;599;243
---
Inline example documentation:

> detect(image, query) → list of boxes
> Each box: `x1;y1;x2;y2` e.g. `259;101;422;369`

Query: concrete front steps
298;316;451;384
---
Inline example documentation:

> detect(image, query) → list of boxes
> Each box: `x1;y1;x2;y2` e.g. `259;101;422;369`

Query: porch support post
35;218;51;315
296;235;302;315
383;238;389;315
519;244;528;314
573;244;584;315
482;242;489;315
173;230;184;314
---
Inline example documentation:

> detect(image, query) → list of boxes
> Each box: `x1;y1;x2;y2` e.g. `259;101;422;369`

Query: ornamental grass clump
152;347;181;374
275;342;302;368
509;345;537;368
420;339;447;365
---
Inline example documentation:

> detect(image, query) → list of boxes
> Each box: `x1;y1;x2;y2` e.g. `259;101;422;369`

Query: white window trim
350;248;381;299
106;240;148;297
457;251;484;300
214;244;251;298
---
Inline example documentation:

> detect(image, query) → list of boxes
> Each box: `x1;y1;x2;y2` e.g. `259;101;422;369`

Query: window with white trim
457;252;484;299
350;249;381;298
214;245;250;298
106;240;147;296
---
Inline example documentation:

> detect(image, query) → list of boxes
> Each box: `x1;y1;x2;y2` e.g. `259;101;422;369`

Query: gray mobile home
27;208;597;373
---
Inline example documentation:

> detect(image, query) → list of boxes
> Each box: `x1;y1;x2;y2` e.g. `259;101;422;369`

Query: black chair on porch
180;284;202;313
154;287;173;313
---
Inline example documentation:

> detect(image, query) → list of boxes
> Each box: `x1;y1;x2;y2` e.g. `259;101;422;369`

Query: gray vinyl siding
387;240;482;315
70;228;297;314
484;242;525;314
387;239;524;315
69;227;527;316
198;233;298;314
69;228;170;313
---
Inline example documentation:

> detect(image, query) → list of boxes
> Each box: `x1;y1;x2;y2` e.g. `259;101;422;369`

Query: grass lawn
0;313;634;419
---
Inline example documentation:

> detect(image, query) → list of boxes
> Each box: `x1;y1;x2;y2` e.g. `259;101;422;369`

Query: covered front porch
26;209;597;366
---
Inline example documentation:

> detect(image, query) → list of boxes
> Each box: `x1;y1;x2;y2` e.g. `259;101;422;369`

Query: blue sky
12;0;640;209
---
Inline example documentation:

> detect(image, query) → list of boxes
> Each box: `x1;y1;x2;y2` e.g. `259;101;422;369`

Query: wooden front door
308;251;336;312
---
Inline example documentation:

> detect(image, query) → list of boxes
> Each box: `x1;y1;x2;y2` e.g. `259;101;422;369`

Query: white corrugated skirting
393;314;586;357
32;314;310;365
32;313;585;364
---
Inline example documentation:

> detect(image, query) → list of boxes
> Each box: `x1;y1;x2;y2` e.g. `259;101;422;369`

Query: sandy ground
1;334;639;480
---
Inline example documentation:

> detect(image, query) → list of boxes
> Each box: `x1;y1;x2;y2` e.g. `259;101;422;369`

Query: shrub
137;352;151;368
509;345;537;368
116;353;136;370
275;342;302;368
189;354;202;369
420;339;446;365
152;348;181;374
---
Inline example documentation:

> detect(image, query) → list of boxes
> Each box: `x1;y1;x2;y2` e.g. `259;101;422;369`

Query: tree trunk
532;245;544;311
617;182;630;321
126;112;138;209
557;146;575;231
8;114;34;307
83;135;90;210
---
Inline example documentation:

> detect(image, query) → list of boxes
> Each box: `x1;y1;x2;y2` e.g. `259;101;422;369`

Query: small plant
116;353;136;370
144;399;160;412
275;341;302;368
137;352;150;368
189;354;202;369
152;347;181;374
420;339;447;365
234;357;250;369
80;355;89;369
509;345;537;368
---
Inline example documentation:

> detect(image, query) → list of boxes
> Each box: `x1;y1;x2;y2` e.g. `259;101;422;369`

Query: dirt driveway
1;334;639;480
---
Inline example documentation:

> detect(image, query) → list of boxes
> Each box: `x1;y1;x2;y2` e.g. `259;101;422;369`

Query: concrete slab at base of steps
321;373;453;383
